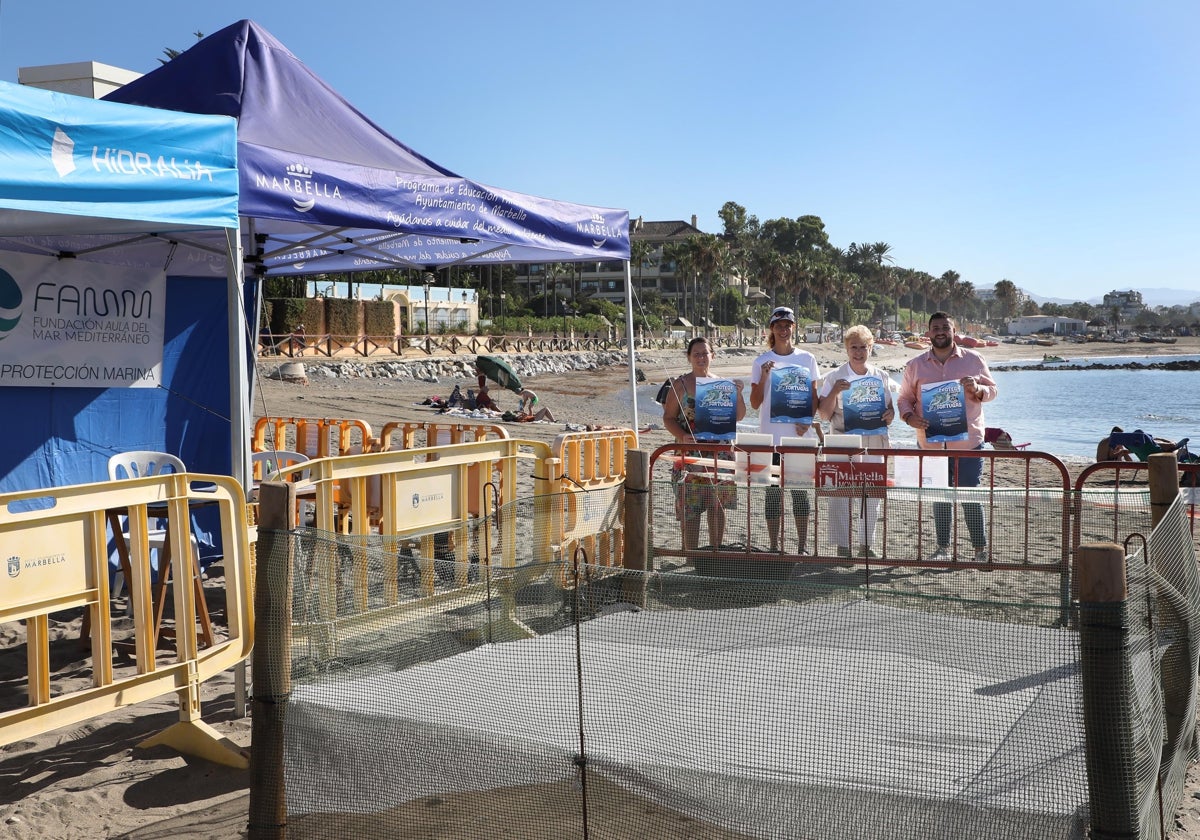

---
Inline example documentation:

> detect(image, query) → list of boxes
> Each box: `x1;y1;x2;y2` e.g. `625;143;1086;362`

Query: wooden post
1148;451;1180;529
622;449;650;607
248;481;296;840
1076;541;1137;839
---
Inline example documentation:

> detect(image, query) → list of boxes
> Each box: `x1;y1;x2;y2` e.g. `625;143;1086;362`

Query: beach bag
654;377;674;405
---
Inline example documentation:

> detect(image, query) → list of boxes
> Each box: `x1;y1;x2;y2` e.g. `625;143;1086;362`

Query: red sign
817;462;887;488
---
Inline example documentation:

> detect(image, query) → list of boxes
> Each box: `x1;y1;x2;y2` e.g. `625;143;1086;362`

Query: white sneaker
973;547;991;563
928;546;952;563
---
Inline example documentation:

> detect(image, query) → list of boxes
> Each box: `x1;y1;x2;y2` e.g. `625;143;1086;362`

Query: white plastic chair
108;450;188;482
252;449;310;482
106;451;201;609
252;450;314;524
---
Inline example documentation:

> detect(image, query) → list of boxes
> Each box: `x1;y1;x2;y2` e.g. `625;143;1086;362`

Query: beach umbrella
476;355;523;393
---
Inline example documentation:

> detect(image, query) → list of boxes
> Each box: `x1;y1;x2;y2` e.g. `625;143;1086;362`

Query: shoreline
252;336;1200;458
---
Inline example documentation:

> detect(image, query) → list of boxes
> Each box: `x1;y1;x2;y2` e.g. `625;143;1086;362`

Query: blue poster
842;374;887;435
694;377;738;441
920;380;968;443
769;366;813;424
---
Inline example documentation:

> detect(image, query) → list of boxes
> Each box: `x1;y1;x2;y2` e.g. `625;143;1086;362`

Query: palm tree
952;280;976;322
994;279;1019;320
630;239;653;300
663;242;695;322
750;245;789;311
935;270;959;314
681;233;728;327
808;254;839;342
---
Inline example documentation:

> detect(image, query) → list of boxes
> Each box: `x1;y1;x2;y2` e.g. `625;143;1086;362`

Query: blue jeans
934;449;987;549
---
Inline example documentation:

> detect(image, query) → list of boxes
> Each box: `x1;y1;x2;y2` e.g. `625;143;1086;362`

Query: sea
633;353;1200;465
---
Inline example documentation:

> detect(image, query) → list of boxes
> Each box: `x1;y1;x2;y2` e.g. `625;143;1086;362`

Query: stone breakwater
991;359;1200;373
260;350;635;385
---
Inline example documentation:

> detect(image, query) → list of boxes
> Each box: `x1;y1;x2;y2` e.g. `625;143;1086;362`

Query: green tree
951;280;976;322
160;31;204;64
630;239;654;300
993;279;1020;320
677;233;728;326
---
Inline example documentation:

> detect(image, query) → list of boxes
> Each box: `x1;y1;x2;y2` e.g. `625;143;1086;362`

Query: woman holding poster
663;337;746;551
817;325;895;558
749;307;822;554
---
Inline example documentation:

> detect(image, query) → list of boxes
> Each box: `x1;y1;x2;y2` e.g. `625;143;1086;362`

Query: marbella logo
0;267;23;341
576;211;616;249
254;162;342;214
6;556;18;579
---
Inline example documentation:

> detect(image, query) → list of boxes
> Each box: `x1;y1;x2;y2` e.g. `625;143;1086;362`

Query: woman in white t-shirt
817;324;895;558
749;306;821;554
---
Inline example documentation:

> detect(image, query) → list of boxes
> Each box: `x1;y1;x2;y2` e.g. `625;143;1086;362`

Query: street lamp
421;270;434;335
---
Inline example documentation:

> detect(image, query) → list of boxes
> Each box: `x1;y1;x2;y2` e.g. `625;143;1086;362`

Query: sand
2;334;1199;839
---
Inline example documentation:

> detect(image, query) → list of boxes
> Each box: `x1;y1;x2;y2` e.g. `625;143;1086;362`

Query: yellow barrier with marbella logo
0;473;253;767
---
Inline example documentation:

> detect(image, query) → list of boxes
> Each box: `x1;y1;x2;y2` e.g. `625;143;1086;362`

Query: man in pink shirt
898;312;999;562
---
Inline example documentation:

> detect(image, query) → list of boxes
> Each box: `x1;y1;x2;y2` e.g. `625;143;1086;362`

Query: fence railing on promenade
258;330;763;359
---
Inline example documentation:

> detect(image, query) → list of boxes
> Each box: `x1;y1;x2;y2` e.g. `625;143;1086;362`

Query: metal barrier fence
0;473;252;767
648;442;1071;563
253;415;376;460
247;455;1200;840
1074;459;1200;553
377;419;508;450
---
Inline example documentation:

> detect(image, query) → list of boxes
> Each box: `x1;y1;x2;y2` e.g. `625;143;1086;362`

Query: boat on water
1042;354;1067;364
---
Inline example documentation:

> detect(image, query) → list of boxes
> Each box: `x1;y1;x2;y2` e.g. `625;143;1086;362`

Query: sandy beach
2;334;1199;839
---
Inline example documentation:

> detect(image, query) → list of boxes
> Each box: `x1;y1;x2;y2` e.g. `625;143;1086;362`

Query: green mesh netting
250;489;1199;840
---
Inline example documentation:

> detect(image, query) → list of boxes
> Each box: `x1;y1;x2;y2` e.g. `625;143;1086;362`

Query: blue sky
1;1;1196;303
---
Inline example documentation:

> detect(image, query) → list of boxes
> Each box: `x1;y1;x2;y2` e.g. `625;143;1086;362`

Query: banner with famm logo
0;251;165;388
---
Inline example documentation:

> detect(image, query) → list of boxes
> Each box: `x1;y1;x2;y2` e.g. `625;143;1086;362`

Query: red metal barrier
648;442;1072;575
1073;460;1200;552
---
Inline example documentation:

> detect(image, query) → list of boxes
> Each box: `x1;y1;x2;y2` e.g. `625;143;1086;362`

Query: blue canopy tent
0;81;245;498
105;20;630;276
106;19;640;432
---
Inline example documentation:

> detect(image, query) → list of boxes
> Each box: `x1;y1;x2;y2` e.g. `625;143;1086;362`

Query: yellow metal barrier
254;416;377;528
551;429;635;577
552;428;637;490
0;474;252;767
270;440;557;644
378;420;508;451
253;416;376;458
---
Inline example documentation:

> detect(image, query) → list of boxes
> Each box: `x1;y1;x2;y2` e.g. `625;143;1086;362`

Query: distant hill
1027;288;1199;308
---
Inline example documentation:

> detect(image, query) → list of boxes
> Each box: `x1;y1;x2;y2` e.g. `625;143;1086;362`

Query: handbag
654;377;674;405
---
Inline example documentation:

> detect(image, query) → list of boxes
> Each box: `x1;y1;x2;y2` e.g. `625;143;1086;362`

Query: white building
1101;290;1146;322
18;61;140;98
1006;315;1087;336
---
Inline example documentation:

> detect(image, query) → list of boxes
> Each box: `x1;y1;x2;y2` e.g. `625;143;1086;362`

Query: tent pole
623;260;639;446
230;223;251;490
